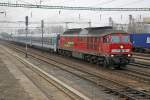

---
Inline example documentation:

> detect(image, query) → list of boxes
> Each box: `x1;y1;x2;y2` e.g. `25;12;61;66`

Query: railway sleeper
118;88;150;99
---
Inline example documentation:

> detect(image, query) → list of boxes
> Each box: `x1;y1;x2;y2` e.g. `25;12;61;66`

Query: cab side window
103;36;109;43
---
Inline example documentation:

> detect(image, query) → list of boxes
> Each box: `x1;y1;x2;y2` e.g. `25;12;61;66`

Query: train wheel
103;59;108;68
109;65;115;69
90;56;95;64
113;65;125;70
89;57;93;63
114;65;121;70
96;57;103;66
96;62;100;65
119;65;126;70
87;56;90;62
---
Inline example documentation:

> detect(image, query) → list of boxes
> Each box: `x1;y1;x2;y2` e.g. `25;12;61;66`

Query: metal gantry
0;2;150;11
0;21;91;25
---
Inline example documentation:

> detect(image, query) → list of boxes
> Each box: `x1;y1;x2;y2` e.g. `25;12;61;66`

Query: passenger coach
12;33;59;52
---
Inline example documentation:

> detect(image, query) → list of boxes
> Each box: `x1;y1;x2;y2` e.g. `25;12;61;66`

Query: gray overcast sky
0;0;150;29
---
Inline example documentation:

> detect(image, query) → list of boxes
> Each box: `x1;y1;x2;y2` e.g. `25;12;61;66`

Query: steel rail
4;41;150;100
2;45;91;100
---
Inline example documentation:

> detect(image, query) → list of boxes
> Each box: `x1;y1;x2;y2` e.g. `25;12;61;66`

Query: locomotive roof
63;28;82;34
62;26;126;36
85;26;113;30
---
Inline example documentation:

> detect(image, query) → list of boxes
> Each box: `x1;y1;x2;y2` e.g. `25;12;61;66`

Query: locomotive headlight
110;54;114;57
120;45;124;49
127;54;131;57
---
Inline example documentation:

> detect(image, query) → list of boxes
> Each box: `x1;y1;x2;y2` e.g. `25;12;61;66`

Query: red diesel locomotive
58;26;133;69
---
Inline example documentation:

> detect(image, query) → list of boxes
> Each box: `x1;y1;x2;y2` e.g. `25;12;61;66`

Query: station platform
0;44;49;100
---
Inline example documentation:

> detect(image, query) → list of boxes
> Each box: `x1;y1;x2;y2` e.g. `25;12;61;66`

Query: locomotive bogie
109;54;131;65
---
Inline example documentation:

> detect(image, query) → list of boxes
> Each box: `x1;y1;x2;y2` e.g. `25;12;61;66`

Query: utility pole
65;22;69;30
41;20;44;48
25;16;28;58
109;17;113;26
40;0;42;4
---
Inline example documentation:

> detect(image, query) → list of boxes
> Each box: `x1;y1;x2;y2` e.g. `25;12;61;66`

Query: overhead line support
0;3;150;11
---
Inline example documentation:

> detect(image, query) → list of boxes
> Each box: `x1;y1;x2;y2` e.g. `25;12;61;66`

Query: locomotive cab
102;33;133;68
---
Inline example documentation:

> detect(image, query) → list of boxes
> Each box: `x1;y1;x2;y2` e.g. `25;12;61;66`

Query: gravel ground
0;44;87;100
0;45;50;100
0;57;32;100
0;43;119;99
22;51;119;100
1;41;150;100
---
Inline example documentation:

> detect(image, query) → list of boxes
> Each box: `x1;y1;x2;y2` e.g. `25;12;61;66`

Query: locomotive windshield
111;36;120;43
122;36;130;42
111;35;130;43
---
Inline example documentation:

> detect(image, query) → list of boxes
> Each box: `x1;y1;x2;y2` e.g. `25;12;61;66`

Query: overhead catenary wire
0;2;149;11
0;20;91;24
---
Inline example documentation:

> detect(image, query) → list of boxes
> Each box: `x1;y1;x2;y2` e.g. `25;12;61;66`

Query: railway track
7;41;150;82
116;66;150;84
134;56;150;61
133;53;150;68
133;52;150;58
2;41;150;100
128;54;150;81
127;63;150;82
127;53;150;79
130;62;150;69
128;63;150;82
2;45;90;100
